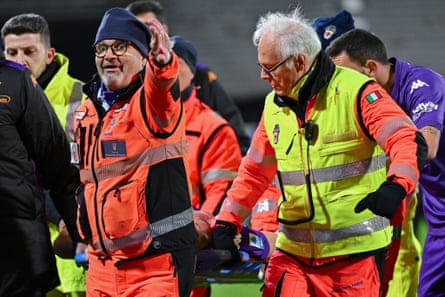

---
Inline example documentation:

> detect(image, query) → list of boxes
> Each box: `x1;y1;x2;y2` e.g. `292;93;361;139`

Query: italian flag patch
365;91;382;103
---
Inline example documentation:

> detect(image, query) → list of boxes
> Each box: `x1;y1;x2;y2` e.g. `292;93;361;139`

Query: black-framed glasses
258;55;294;77
94;41;130;58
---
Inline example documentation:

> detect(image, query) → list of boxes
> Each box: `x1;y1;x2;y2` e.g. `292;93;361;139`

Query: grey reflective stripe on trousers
280;154;387;185
94;208;194;252
279;216;390;243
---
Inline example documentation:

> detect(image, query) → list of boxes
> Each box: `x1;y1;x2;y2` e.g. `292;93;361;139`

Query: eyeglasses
258;55;294;77
94;41;130;58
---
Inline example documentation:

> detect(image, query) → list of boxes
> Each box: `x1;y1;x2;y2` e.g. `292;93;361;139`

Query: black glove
354;180;406;219
212;220;241;266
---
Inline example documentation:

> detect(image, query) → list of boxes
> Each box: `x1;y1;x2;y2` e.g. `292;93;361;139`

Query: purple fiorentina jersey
391;57;445;234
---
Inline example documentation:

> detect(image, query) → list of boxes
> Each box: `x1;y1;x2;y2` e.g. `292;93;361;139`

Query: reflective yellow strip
279;216;390;243
280;154;387;185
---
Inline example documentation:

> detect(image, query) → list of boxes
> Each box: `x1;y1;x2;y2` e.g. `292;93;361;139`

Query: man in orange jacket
72;8;196;297
171;35;242;216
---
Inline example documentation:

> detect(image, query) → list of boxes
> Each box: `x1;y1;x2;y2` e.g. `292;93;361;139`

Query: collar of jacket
83;69;145;109
274;51;335;109
37;59;60;90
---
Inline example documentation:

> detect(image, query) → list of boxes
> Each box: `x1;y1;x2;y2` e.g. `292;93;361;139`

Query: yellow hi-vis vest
44;53;85;141
263;67;392;259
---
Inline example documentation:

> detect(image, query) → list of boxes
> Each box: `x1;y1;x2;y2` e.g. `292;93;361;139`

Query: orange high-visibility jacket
74;54;196;263
184;88;242;215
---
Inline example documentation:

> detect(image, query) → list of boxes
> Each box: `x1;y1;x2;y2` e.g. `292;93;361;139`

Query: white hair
252;7;321;61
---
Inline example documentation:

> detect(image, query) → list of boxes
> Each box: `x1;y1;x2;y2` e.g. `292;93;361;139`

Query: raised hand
147;18;172;65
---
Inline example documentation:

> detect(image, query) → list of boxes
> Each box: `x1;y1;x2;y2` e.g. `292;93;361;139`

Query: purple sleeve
404;70;445;131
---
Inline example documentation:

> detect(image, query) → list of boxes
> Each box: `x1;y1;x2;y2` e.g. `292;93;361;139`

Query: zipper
90;118;109;256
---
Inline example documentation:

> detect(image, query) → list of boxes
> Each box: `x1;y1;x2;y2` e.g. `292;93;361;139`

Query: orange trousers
86;249;195;297
263;250;385;297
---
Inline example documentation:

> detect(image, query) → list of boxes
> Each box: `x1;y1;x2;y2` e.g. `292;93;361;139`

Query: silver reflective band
150;207;194;238
253;199;277;214
279;216;390;243
280;155;387;185
80;140;187;182
94;208;194;252
95;225;151;252
201;169;237;184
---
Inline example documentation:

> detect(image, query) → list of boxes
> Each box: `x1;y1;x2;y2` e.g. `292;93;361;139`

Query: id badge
70;142;80;165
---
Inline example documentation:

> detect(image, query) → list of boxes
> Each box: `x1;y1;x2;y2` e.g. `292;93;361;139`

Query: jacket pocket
318;134;363;157
101;180;148;239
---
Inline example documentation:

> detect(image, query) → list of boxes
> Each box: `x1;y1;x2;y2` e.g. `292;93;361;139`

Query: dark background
1;0;444;123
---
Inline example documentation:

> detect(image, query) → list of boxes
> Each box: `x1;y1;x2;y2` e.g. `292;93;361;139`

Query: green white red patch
365;91;382;103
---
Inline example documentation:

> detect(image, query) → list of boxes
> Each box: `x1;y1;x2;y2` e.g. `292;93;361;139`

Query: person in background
73;8;196;297
212;7;427;297
171;35;241;221
126;0;251;155
311;9;355;50
171;34;240;297
1;13;86;297
326;28;445;297
0;40;81;297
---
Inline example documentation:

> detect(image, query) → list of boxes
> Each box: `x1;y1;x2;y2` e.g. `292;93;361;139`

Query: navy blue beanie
95;7;151;56
312;10;355;50
170;35;197;74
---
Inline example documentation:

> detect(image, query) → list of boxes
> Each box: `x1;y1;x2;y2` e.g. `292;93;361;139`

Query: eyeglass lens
258;55;293;76
94;42;129;58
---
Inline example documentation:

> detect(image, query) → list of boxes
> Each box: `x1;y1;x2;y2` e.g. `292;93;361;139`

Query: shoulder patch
365;91;382;104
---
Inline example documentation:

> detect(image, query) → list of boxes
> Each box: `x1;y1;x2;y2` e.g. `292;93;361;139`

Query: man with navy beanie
74;7;197;297
94;7;151;57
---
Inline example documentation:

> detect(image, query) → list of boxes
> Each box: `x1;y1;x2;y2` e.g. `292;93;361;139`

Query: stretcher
75;249;264;286
194;249;264;286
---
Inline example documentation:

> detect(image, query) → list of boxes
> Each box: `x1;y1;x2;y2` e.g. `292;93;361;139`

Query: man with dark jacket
0;45;81;296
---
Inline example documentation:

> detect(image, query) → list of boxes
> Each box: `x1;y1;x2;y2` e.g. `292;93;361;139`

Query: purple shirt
391;57;445;235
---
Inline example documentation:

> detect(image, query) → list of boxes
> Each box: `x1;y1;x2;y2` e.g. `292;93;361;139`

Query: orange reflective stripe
375;117;414;147
80;140;187;182
388;163;419;186
247;145;276;166
220;199;251;221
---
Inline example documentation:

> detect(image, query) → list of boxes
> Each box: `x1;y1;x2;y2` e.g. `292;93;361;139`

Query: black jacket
0;59;80;296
